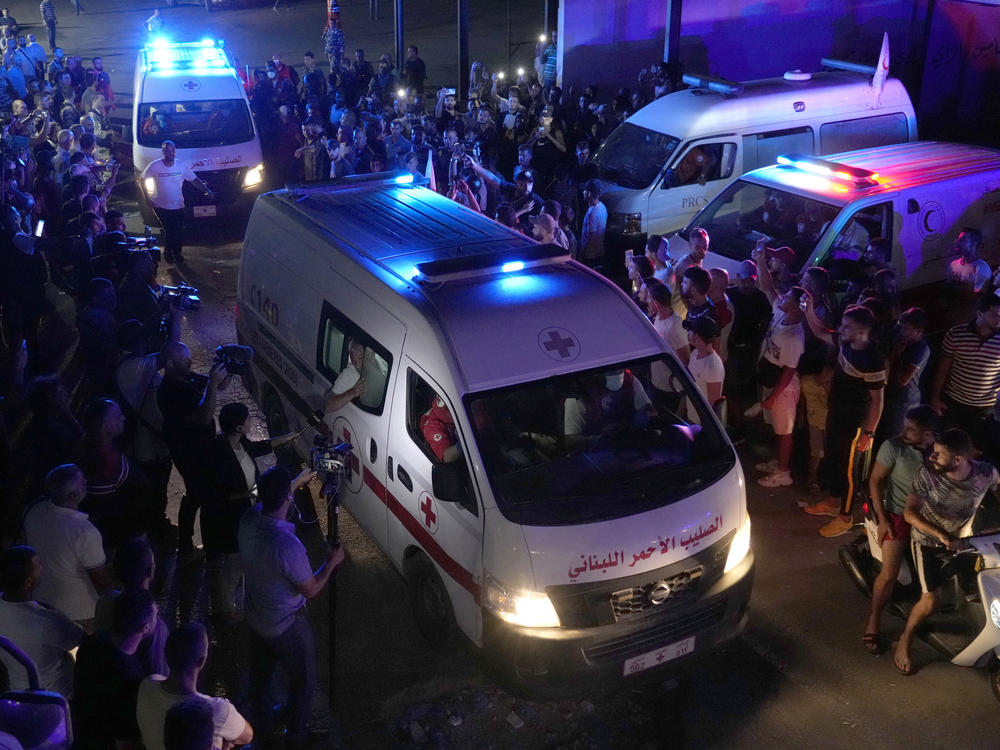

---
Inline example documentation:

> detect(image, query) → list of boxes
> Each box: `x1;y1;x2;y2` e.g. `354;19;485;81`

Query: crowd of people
0;14;998;749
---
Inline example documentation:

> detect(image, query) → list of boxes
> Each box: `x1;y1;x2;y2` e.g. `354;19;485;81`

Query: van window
684;178;840;267
747;127;814;171
137;99;255;148
592;123;680;189
316;301;393;415
664;142;737;188
406;369;478;516
828;201;894;261
465;356;733;526
820;114;909;155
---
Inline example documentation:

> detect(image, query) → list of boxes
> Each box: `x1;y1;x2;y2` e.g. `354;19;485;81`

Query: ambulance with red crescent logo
237;172;754;691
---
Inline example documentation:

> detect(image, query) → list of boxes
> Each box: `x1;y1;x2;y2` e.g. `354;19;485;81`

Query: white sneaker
757;470;793;488
754;458;779;473
744;402;763;419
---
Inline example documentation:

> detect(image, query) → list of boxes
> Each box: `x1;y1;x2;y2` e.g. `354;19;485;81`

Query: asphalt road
27;0;1000;746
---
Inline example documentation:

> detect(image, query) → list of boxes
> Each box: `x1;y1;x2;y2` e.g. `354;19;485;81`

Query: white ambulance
667;141;1000;319
595;58;916;248
236;173;754;690
132;38;264;220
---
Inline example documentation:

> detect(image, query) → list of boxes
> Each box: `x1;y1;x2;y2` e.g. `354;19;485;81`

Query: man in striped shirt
930;290;1000;452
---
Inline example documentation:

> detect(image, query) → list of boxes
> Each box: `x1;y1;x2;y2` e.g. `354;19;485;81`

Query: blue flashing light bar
394;173;414;185
501;261;525;273
142;39;230;75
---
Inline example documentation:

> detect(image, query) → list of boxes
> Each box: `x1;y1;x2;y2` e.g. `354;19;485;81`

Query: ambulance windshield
466;354;734;525
592;123;680;189
137;99;255;149
685;179;840;265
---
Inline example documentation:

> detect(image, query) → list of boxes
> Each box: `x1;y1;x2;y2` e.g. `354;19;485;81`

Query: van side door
315;298;404;553
384;362;484;640
648;138;738;234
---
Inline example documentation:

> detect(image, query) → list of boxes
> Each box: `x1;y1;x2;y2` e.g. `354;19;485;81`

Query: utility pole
457;0;469;97
394;0;404;72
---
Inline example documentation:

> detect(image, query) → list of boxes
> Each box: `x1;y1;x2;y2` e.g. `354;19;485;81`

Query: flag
871;32;889;109
424;148;437;192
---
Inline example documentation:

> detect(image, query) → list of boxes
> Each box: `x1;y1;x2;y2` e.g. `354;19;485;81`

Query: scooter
840;501;1000;703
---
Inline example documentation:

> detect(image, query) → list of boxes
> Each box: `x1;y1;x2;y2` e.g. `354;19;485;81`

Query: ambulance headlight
243;163;264;189
991;599;1000;630
610;212;643;236
485;574;560;628
724;517;751;574
143;176;157;196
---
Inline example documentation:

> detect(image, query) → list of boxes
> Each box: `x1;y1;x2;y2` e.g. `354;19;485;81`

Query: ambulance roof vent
681;73;744;97
820;57;877;76
784;70;812;82
776;153;879;188
413;243;570;284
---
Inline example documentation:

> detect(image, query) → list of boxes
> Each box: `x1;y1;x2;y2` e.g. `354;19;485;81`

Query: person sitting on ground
23;463;114;629
894;429;999;675
0;545;83;698
136;622;253;750
862;405;937;656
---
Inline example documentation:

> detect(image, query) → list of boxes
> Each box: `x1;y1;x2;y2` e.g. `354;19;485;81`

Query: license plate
623;636;695;676
194;205;217;217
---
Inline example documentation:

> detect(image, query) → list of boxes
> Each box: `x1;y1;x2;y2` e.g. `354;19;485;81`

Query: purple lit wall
558;0;998;144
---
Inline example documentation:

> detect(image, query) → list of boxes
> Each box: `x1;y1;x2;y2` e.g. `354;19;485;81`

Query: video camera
311;435;352;474
214;344;254;375
160;282;200;311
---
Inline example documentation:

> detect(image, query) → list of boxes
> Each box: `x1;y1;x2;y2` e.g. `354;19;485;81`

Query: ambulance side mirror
662;169;679;189
432;461;473;510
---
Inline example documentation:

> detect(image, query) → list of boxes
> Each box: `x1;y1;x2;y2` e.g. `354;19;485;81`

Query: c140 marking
249;283;280;327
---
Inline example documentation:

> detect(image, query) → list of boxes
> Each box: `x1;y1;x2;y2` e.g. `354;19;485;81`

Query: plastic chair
0;636;72;750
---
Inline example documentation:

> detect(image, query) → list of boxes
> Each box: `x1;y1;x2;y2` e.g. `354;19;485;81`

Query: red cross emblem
419;492;438;534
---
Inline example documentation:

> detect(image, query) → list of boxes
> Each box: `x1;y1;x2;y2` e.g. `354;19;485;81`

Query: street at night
1;0;1000;749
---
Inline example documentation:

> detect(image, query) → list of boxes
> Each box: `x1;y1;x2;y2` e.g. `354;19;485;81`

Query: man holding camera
141;140;214;264
158;341;229;558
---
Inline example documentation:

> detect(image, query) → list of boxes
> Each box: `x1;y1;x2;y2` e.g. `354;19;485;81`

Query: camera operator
116;250;175;355
158;341;231;559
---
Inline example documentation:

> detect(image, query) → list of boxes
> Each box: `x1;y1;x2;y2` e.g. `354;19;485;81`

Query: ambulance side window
316;301;393;415
405;370;447;463
820;114;909;154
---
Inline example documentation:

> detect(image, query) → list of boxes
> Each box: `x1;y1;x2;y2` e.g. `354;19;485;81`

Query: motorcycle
839;497;1000;702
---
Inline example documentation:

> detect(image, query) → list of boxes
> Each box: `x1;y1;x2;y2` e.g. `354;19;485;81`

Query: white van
595;60;917;249
667;142;1000;320
236;173;754;690
132;38;264;220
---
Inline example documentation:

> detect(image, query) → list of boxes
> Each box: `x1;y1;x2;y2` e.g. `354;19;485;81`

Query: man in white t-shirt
23;464;114;628
323;338;366;416
140;140;214;264
682;316;724;425
946;227;991;294
0;546;84;698
754;287;807;488
137;622;252;750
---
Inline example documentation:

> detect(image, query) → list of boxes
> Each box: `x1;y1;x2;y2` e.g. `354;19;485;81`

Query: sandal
862;632;881;656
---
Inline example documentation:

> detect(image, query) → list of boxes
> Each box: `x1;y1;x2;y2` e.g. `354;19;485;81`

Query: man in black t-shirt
74;590;157;750
157;341;228;556
801;305;886;536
